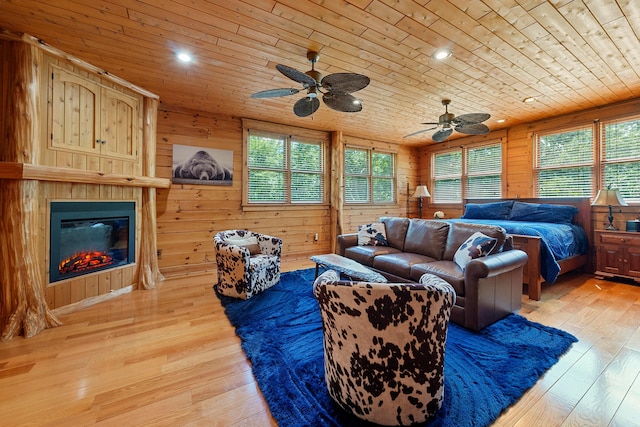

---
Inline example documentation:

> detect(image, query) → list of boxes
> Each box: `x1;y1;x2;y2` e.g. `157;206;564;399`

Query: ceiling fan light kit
404;99;491;142
251;51;370;117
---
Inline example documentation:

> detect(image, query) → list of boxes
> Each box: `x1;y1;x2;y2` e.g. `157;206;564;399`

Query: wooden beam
0;162;171;188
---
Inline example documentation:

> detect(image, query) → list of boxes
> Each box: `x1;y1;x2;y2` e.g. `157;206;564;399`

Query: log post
0;41;61;340
330;131;344;254
136;97;164;289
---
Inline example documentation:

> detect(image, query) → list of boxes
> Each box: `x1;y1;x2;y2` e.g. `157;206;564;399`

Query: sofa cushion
379;217;410;250
345;245;400;267
411;261;465;296
453;232;498;270
402;219;450;260
372;253;435;279
443;222;506;261
357;222;388;246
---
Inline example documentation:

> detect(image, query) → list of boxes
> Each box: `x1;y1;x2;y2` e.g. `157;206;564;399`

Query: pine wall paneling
155;110;423;276
419;99;640;234
156;110;337;277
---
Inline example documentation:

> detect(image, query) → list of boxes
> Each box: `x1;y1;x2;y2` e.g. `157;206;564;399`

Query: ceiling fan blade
432;128;454;142
403;126;438;138
321;73;370;93
455;123;490;135
293;96;320;117
276;64;317;86
322;93;362;112
454;112;491;124
251;88;300;98
420;122;440;125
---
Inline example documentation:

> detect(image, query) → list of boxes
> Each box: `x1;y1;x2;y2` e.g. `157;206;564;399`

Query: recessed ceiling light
496;118;506;123
176;52;192;63
523;97;536;103
431;49;452;60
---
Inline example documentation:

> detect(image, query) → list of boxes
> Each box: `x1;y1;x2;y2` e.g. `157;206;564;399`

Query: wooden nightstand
594;230;640;282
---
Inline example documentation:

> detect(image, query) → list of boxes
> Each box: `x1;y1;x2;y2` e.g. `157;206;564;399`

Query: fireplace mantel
0;162;170;188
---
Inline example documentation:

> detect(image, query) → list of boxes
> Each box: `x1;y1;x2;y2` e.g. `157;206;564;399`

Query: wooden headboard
463;197;592;248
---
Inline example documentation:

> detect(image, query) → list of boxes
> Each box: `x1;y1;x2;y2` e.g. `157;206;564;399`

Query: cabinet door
49;66;101;156
100;86;140;161
626;245;640;278
597;244;623;275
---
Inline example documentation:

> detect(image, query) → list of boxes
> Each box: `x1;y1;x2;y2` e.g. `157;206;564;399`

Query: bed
451;197;592;301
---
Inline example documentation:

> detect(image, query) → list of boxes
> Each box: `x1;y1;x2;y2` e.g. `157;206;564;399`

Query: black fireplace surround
49;201;135;283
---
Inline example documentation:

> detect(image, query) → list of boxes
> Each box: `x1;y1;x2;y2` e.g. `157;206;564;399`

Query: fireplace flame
59;251;114;275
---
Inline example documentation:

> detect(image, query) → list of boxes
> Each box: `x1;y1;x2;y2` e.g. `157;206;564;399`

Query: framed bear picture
171;144;233;186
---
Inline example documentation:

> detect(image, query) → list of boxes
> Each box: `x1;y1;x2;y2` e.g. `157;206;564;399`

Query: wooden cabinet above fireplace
44;57;143;174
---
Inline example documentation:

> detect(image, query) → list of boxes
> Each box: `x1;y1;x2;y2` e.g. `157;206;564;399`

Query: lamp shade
592;188;628;206
412;185;431;198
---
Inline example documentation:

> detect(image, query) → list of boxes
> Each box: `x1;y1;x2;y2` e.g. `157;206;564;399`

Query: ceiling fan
251;51;370;117
404;99;491;142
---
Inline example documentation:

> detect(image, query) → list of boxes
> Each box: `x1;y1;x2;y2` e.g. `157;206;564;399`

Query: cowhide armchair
214;230;282;299
313;270;456;426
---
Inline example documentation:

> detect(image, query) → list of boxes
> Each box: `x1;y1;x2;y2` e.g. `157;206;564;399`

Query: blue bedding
447;219;589;284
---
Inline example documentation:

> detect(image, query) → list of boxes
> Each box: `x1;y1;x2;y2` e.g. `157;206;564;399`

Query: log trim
0;162;170;188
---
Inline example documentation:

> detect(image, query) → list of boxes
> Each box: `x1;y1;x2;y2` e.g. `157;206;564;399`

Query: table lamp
592;187;627;230
412;185;430;218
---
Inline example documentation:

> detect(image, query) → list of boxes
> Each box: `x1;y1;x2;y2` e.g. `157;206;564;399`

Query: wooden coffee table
310;253;387;283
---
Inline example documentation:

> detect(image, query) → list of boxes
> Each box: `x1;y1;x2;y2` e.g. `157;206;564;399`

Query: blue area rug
216;268;577;427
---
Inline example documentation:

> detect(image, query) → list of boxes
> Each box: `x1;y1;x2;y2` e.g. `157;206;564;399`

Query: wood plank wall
420;98;640;231
154;108;420;276
155;98;640;278
155;109;334;277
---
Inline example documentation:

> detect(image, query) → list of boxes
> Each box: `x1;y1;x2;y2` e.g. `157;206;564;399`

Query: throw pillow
357;222;388;246
461;201;514;220
453;231;498;270
508;202;578;224
226;236;261;255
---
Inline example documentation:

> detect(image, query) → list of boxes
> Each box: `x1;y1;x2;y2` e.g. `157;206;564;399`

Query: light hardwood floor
1;260;640;426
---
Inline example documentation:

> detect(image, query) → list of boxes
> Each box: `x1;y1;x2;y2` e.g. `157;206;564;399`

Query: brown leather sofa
337;217;528;331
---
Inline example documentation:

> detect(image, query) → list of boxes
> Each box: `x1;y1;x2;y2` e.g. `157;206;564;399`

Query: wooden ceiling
2;0;640;145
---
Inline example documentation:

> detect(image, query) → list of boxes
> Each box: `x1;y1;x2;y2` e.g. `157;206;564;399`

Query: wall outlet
314;233;318;241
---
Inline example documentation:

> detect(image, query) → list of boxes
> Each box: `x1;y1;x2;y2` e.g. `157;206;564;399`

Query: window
431;142;502;203
534;117;640;203
246;129;325;204
534;126;594;197
601;117;640;203
433;150;462;203
467;145;502;198
345;147;396;204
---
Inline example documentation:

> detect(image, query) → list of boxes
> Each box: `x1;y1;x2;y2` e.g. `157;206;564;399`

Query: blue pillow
461;201;514;220
508;202;578;223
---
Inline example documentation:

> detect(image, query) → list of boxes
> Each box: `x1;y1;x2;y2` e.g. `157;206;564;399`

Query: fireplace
49;201;135;283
